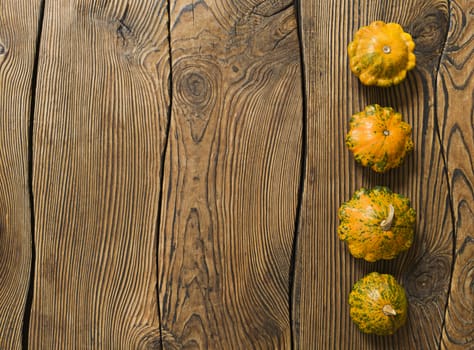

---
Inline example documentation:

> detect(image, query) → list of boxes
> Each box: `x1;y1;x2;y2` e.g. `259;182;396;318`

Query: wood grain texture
0;1;40;349
1;0;472;347
439;1;474;348
293;1;454;348
29;0;169;347
158;0;302;348
0;1;39;348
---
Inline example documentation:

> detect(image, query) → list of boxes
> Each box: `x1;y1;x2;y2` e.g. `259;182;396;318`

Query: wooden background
0;0;472;348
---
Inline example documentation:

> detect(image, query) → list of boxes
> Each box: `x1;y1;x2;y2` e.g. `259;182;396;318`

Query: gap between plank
288;0;308;348
155;1;173;348
22;0;46;348
433;2;457;349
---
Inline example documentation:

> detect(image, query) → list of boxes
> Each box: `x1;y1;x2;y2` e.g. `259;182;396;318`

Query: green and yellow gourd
348;21;416;87
349;272;408;335
338;186;415;262
346;104;414;173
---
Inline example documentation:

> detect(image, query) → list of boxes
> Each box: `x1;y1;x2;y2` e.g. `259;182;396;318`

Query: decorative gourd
346;104;413;173
348;21;416;87
338;186;415;262
349;272;408;335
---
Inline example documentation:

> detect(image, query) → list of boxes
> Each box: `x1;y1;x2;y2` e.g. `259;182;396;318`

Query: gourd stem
380;204;395;231
383;304;397;316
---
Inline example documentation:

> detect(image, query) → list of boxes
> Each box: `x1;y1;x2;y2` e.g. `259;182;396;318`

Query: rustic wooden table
0;0;472;349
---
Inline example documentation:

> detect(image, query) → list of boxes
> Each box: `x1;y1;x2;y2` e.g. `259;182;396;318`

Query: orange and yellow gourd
349;272;408;335
338;186;416;262
348;21;416;87
346;104;414;173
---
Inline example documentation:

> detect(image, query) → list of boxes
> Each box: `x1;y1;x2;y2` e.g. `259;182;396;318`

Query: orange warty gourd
338;186;416;262
348;21;416;87
349;272;408;335
346;104;414;173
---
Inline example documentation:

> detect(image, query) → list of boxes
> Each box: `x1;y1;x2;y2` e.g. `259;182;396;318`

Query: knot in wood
0;44;5;55
182;72;208;104
404;255;450;301
410;8;449;67
176;64;215;110
173;58;221;142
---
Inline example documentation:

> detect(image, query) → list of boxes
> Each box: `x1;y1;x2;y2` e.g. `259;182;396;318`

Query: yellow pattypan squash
348;21;416;87
346;104;414;173
338;186;416;262
349;272;408;335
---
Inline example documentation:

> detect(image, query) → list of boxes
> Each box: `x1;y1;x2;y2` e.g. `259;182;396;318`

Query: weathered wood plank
0;1;39;348
293;0;453;348
158;0;302;348
29;0;169;347
439;1;474;348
